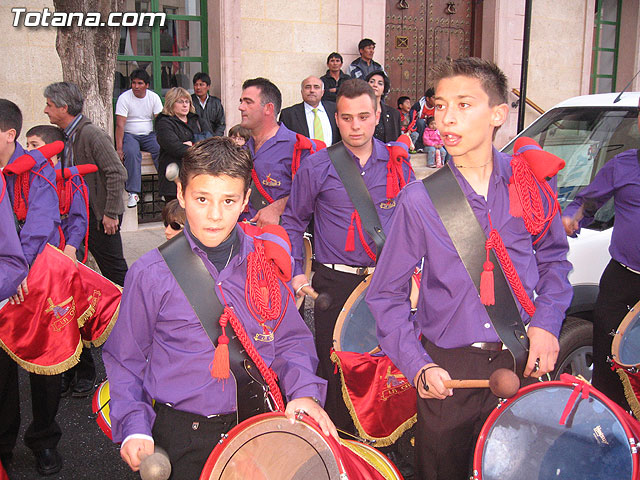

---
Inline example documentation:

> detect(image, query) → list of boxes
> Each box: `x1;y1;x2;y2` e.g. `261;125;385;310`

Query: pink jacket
422;127;443;147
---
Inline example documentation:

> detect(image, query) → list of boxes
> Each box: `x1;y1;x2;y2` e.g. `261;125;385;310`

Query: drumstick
443;368;520;398
139;446;171;480
300;285;331;311
165;162;180;183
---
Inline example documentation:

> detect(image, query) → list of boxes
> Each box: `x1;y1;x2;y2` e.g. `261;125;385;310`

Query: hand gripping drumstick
299;285;331;311
443;368;520;398
139;446;171;480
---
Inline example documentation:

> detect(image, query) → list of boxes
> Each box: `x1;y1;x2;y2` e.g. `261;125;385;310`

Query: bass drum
611;299;640;419
91;380;112;440
473;375;640;480
199;412;402;480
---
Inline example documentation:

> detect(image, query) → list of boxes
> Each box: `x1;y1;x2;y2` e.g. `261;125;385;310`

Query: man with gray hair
44;82;128;397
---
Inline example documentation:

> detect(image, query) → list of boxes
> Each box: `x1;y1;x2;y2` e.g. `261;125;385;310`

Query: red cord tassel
508;180;523;218
210;311;231;379
480;245;495;306
345;211;356;251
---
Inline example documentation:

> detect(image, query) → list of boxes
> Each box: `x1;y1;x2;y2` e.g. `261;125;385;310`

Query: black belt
153;403;236;428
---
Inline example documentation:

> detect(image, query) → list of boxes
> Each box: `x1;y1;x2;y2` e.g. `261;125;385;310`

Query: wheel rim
554;345;593;381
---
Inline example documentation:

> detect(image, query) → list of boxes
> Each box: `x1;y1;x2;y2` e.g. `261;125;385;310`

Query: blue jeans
425;146;447;166
123;132;160;193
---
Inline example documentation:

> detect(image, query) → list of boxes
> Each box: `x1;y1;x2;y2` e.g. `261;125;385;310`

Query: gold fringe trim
76;303;95;329
0;336;82;375
331;351;417;447
616;368;640;420
84;301;120;347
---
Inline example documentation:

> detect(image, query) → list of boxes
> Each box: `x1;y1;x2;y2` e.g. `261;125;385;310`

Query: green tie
312;108;324;142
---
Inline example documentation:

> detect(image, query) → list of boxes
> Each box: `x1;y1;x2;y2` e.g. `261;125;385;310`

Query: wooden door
384;0;479;108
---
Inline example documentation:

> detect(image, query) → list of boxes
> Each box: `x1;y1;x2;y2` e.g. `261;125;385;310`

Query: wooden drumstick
443;368;520;398
165;162;180;184
139;446;171;480
300;285;331;311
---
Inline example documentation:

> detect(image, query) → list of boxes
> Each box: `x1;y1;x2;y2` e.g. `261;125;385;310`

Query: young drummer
103;137;335;479
26;125;89;262
365;58;573;479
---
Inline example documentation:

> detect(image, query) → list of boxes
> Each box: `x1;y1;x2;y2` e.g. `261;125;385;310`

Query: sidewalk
121;222;166;265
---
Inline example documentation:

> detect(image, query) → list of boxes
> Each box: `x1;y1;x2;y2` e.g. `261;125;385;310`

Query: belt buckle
355;267;368;275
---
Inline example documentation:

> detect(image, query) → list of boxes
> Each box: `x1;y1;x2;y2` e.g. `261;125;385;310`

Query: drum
199;412;402;480
296;234;313;310
473;375;640;480
92;380;112;440
611;300;640;419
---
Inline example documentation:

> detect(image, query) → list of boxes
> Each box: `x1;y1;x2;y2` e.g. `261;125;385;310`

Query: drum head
480;384;634;480
333;276;378;353
201;414;341;480
612;301;640;368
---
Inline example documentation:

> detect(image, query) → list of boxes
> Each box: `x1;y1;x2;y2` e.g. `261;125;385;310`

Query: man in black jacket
191;73;225;136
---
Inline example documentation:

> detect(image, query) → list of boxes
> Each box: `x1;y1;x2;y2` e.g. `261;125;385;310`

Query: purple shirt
0;174;28;300
243;124;311;220
56;165;89;250
103;225;325;442
366;149;573;384
563;149;640;271
5;143;60;265
281;139;415;276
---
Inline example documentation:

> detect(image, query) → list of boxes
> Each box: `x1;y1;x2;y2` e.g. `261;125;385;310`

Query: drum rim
333;274;378;353
612;300;640;368
199;412;343;480
91;379;112;440
472;377;639;479
341;439;403;480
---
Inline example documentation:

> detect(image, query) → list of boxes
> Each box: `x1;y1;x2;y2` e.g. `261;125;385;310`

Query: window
591;0;621;94
114;0;208;99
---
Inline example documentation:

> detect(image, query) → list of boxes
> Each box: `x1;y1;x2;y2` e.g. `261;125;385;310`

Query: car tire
551;316;593;381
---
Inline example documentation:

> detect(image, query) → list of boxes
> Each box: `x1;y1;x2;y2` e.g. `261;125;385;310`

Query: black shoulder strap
422;165;530;376
158;233;271;422
327;142;386;258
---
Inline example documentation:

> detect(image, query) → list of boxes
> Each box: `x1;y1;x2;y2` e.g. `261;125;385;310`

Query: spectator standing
191;72;226;137
320;52;350;103
366;71;401;143
348;39;383;80
280;76;340;146
115;69;162;208
155;87;207;202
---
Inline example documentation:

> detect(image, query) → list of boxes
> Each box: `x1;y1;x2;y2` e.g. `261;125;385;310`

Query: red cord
251;169;275;204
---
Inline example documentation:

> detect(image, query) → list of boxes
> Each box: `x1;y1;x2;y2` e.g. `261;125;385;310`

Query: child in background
422;117;447;168
161;199;186;240
228;124;251;147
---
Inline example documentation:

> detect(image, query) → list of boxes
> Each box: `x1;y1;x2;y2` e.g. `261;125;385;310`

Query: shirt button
361;171;365;176
484;323;491;329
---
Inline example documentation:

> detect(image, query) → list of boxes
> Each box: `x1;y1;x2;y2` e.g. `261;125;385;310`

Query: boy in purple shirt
562;98;640;410
0;173;28;302
366;59;572;479
103;137;335;479
0;99;64;476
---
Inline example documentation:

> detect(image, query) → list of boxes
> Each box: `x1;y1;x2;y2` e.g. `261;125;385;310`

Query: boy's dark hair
26;125;65;144
0;99;23;136
432;57;508;106
179;136;253;193
426;116;435;125
336;79;377;111
193;72;211;86
228;124;251;141
397;96;410;108
241;77;282;116
327;52;343;64
358;38;375;51
425;87;435;98
130;69;150;85
162;199;186;226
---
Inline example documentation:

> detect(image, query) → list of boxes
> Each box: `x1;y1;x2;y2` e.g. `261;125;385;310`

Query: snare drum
199;412;402;480
91;380;112;440
473;375;640;480
611;300;640;419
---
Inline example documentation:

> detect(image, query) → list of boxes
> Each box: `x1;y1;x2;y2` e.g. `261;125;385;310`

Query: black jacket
320;70;351;103
155;112;204;197
374;103;402;143
278;101;341;145
191;94;225;136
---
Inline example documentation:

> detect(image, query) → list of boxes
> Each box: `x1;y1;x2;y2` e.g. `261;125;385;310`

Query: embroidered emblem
380;366;412;401
45;296;76;332
262;174;281;187
254;331;275;343
379;199;396;209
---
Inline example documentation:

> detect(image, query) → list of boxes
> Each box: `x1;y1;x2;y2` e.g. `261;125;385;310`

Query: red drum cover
0;244;85;374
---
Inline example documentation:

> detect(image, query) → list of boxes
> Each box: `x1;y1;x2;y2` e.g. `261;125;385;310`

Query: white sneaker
127;192;139;208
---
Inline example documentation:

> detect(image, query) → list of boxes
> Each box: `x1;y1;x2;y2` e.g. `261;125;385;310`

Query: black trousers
152;404;236;480
0;350;62;455
311;263;367;433
593;259;640;410
88;208;128;287
415;339;514;480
